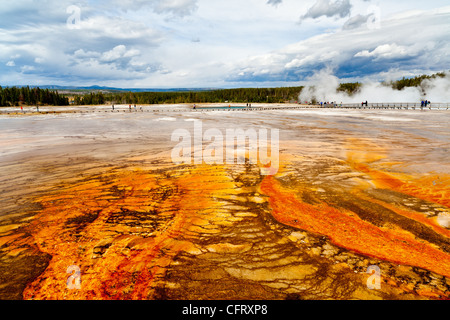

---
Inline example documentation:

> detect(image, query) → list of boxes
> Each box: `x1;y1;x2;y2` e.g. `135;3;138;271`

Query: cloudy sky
1;0;449;88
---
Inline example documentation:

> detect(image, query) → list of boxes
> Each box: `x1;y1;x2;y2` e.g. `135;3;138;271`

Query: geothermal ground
0;104;449;300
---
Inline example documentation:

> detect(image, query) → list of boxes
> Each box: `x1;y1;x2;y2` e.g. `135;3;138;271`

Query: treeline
390;72;446;91
74;87;304;105
337;82;363;95
0;86;69;107
74;92;106;105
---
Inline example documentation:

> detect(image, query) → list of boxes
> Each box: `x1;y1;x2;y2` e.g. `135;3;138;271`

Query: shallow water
0;106;449;300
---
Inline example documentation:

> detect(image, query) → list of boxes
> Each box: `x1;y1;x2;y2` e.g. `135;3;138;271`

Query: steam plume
299;69;450;104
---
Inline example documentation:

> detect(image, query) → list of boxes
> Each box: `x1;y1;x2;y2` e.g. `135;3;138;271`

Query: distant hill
6;85;218;93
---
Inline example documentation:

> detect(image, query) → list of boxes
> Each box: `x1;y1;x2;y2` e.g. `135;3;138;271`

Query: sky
0;0;449;88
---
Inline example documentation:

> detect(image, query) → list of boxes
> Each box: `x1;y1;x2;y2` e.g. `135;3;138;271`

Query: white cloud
76;16;163;43
73;49;101;60
21;65;36;73
111;0;198;16
154;0;198;16
284;49;340;69
342;14;371;30
1;1;449;88
267;0;283;6
301;0;352;21
354;44;416;60
71;45;150;74
101;45;135;62
231;6;450;83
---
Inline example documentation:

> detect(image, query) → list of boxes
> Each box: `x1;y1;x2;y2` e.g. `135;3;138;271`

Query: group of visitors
320;101;340;107
421;100;431;107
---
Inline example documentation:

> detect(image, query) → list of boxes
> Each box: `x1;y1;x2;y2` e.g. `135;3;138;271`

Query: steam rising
299;69;450;104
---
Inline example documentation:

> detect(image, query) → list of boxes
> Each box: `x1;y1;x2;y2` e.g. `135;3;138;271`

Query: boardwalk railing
322;102;450;110
1;103;449;114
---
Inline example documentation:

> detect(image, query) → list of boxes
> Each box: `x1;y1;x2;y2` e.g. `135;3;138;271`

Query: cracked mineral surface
0;106;449;300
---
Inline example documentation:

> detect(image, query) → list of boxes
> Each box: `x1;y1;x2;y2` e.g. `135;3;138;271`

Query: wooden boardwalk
1;103;449;115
